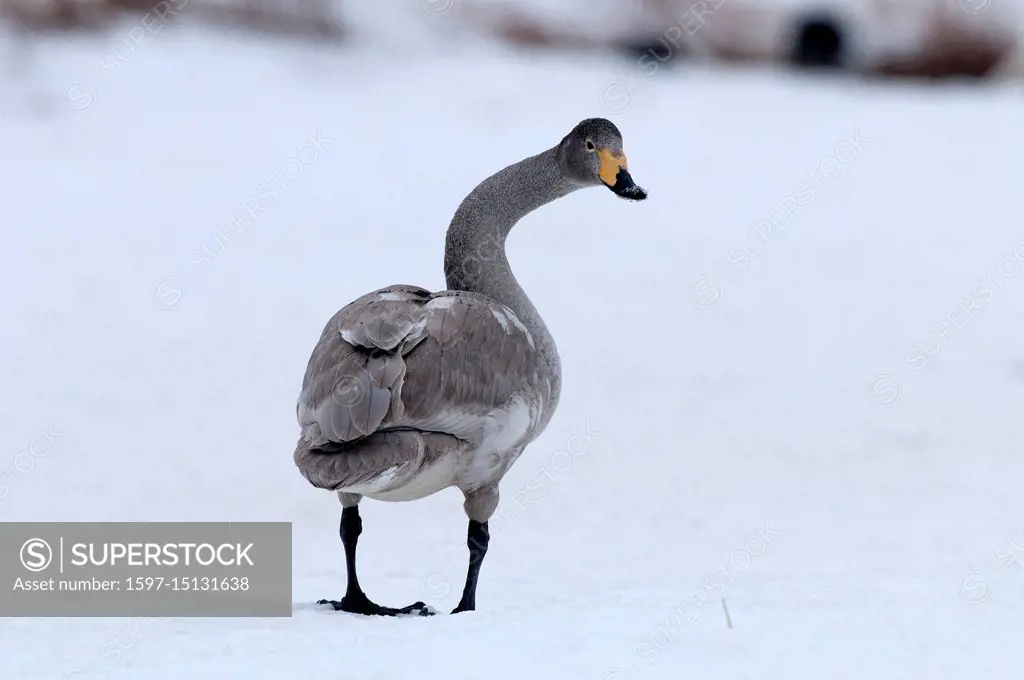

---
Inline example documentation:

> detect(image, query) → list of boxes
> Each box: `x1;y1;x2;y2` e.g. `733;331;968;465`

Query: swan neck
443;145;578;402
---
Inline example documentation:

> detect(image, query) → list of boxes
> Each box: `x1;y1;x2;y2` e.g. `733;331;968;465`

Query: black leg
452;520;489;614
318;505;433;617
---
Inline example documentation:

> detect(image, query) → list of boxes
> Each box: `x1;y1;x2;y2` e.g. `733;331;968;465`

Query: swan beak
598;148;647;201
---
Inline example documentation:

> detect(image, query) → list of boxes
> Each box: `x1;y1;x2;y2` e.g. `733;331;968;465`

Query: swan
294;117;647;616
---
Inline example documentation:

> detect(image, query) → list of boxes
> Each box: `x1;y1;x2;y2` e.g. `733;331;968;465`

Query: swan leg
451;519;489;613
318;501;434;617
452;485;498;613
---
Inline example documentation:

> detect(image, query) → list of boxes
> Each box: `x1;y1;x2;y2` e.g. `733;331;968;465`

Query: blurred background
1;0;1021;82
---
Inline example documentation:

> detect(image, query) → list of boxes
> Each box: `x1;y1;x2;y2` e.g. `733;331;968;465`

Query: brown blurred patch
872;10;1014;79
0;0;111;30
476;7;602;49
0;0;343;38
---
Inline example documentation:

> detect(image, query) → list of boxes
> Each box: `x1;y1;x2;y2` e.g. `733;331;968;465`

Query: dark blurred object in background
789;11;846;69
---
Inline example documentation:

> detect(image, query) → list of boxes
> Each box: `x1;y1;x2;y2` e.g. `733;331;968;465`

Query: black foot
317;596;434;617
450;604;474;614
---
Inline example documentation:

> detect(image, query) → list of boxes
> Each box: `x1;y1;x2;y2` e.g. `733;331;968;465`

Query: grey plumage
294;117;645;615
295;287;547;508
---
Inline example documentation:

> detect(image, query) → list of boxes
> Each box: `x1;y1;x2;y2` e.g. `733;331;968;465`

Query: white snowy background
1;2;1023;678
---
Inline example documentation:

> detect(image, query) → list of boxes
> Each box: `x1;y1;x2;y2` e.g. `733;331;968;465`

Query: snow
2;18;1024;680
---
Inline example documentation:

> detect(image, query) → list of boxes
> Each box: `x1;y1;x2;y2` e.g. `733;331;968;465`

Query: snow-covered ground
2;19;1024;679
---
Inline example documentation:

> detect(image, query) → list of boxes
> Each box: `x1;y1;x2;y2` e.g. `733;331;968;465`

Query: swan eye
585;140;595;151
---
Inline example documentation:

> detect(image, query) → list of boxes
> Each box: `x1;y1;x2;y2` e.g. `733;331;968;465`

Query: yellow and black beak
598;148;647;201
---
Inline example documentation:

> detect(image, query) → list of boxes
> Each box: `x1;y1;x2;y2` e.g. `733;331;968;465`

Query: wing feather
297;285;544;449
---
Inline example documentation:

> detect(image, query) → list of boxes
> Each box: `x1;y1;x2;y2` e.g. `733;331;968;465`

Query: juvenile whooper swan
294;117;647;617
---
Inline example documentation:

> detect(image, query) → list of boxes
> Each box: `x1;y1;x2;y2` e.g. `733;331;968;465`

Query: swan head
559;118;647;201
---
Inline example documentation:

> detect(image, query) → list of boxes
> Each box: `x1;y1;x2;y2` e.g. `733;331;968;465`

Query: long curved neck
444;145;579;401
